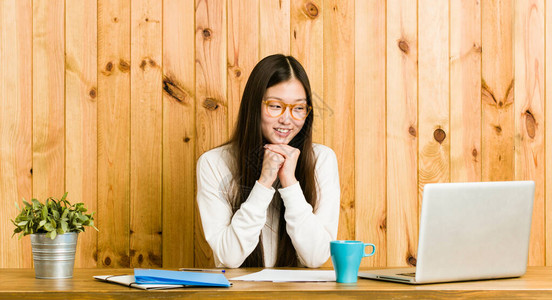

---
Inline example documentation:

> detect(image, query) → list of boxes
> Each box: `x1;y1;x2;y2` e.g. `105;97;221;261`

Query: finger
264;148;285;161
265;144;294;158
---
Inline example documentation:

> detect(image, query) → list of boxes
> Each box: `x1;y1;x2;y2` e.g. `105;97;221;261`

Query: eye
293;105;306;111
268;104;282;109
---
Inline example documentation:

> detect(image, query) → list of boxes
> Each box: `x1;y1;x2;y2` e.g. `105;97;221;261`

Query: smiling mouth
275;128;291;133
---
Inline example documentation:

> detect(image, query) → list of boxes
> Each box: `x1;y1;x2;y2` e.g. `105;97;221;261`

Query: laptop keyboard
397;272;416;277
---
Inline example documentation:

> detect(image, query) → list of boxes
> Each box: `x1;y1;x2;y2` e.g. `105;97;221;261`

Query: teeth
275;128;290;133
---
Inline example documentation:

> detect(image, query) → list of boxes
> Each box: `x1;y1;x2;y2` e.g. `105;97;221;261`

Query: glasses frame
262;99;312;121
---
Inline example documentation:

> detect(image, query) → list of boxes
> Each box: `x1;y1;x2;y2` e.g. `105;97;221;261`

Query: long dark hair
227;54;317;267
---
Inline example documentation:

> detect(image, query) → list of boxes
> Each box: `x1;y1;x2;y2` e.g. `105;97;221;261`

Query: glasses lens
266;101;285;117
291;104;309;120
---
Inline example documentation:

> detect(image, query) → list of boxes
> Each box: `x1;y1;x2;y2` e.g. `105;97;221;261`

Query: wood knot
494;125;502;134
112;17;118;23
398;40;409;54
89;88;97;99
379;217;387;231
472;148;478;158
104;256;111;266
149;252;162;266
105;61;113;72
183;137;190;143
202;28;212;39
408;126;416;137
203;98;219;111
408;256;417;266
235;69;242;77
118;59;130;72
145;18;149;22
433;128;446;144
163;75;189;104
138;254;144;264
121;254;131;266
304;2;319;18
525;110;536;139
473;43;482;53
139;58;158;70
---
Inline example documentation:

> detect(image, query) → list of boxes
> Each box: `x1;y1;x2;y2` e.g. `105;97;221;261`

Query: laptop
359;180;535;284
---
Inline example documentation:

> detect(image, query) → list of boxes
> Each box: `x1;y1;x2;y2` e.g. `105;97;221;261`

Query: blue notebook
134;269;231;287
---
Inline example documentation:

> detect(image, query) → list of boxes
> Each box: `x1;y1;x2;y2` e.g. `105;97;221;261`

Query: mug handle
363;243;376;257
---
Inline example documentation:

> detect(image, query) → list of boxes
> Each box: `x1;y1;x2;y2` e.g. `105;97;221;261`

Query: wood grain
386;0;418;267
547;0;552;267
129;0;163;268
228;0;259;132
291;0;324;144
354;0;386;267
162;0;195;268
32;0;65;201
323;0;355;243
65;0;98;268
514;0;545;266
418;0;450;214
5;0;552;270
97;0;131;268
481;0;514;182
450;0;481;183
195;0;227;267
260;0;290;57
4;267;552;299
0;0;32;268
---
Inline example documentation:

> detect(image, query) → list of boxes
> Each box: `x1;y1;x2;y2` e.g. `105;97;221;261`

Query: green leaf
31;199;41;210
37;219;47;229
61;208;69;220
42;205;48;219
43;223;54;232
60;221;68;233
46;230;57;240
17;221;28;226
52;209;60;220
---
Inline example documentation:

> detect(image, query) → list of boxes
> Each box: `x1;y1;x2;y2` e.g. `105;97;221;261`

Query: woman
197;54;340;268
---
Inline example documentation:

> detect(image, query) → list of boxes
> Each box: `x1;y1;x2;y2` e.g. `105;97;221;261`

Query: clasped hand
258;144;300;189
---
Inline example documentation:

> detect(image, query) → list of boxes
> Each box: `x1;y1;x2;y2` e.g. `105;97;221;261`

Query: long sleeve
196;148;275;268
279;144;340;268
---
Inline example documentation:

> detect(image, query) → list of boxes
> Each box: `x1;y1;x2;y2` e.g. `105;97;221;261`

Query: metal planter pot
30;232;78;279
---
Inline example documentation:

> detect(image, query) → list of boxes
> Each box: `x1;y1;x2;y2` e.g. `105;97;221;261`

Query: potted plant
11;192;98;279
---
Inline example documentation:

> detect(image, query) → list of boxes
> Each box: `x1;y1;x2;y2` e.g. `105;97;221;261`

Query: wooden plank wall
1;0;552;269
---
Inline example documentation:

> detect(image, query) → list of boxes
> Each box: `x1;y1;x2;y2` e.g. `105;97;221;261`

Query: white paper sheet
94;275;185;290
230;269;336;282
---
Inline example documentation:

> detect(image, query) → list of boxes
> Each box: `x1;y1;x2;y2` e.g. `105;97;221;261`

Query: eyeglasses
262;100;312;120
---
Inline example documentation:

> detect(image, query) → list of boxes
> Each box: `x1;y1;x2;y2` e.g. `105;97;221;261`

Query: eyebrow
264;96;307;102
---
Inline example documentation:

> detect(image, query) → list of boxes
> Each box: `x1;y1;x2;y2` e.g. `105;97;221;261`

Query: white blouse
196;143;340;268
